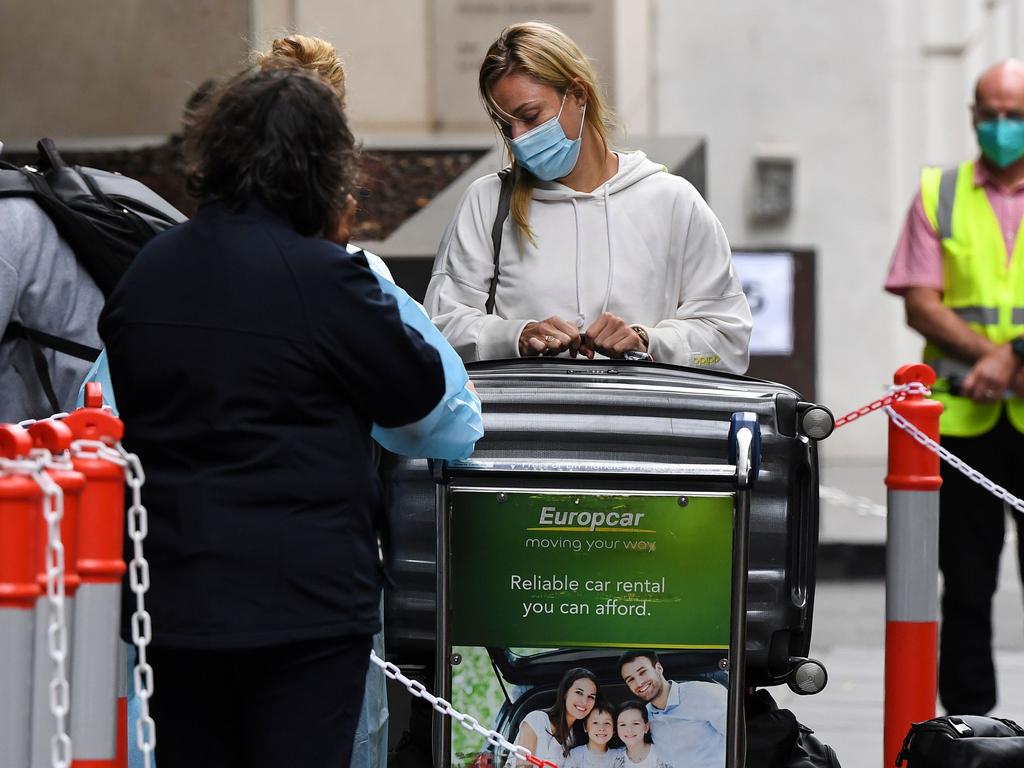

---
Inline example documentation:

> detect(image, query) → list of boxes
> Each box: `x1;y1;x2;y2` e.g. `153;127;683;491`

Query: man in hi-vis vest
886;59;1024;716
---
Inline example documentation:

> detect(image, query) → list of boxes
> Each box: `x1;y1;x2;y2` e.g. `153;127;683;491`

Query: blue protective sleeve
366;267;483;460
75;351;118;414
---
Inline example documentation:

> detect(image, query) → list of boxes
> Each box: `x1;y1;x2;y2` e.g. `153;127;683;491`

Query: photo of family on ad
450;647;727;768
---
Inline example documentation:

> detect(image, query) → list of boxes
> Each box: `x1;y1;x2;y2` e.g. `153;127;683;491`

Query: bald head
974;59;1024;118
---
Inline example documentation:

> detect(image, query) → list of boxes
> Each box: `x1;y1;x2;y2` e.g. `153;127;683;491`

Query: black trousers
147;634;373;768
938;415;1024;714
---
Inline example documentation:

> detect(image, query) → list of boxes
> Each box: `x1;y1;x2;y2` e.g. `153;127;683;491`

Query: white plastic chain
0;454;72;768
884;403;1024;516
36;455;72;768
818;485;888;519
70;440;157;768
17;413;71;429
368;650;552;768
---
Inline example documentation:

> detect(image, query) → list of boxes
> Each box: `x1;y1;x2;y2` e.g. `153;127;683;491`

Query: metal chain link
833;382;930;429
368;650;557;768
68;439;157;767
0;454;72;768
885;405;1024;515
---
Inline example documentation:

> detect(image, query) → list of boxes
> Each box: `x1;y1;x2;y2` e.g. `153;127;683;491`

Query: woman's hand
519;316;582;357
581;313;647;358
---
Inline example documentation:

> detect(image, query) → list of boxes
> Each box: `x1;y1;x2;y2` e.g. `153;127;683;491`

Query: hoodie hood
530;150;665;200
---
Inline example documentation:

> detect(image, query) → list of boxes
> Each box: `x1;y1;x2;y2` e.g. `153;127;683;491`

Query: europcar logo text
528;505;655;533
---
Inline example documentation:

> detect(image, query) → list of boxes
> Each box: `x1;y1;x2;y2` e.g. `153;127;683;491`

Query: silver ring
544;335;556;343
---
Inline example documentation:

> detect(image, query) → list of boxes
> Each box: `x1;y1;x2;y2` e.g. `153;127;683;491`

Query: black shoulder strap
486;168;515;315
3;322;102;415
0;167;37;196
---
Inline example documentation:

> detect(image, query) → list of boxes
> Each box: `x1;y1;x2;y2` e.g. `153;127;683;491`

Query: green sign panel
450;490;733;649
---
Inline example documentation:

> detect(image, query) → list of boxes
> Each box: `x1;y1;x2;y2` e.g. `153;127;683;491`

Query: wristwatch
1012;336;1024;361
631;325;650;351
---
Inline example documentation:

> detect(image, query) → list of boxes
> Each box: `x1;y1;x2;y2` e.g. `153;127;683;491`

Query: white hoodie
425;150;752;372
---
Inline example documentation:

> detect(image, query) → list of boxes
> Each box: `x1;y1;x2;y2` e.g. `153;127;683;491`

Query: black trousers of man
938;415;1024;714
147;634;372;767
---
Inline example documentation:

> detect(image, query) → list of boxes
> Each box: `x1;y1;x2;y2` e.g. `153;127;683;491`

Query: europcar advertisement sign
450;490;733;649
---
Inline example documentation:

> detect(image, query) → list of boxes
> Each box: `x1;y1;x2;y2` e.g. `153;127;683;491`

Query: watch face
1013;337;1024;360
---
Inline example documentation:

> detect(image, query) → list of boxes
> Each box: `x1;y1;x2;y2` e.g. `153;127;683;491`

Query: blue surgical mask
509;93;587;181
977;118;1024;168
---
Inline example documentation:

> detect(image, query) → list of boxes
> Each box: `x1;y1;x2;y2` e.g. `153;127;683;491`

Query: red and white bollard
64;385;126;768
884;363;943;768
0;425;41;768
27;420;84;768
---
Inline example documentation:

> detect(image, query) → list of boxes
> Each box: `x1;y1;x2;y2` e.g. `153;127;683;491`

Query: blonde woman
256;33;347;101
426;22;751;370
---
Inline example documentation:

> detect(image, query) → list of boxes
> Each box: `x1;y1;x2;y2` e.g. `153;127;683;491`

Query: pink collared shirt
885;159;1024;296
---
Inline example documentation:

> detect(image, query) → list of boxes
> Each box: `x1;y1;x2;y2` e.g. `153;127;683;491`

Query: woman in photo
611;701;674;768
508;667;600;766
565;699;622;768
426;21;750;369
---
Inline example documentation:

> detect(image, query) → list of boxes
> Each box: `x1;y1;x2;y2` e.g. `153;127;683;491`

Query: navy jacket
99;201;445;648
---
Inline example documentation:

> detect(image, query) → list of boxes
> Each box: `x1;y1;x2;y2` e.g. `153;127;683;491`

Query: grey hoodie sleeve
644;191;752;373
425;176;534;361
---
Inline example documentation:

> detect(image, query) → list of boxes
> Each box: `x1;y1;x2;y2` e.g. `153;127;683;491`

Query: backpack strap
3;323;102;415
0;168;37;197
486;168;515;315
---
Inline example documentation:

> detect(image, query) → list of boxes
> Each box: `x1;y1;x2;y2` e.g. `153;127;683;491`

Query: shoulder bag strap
486;168;514;315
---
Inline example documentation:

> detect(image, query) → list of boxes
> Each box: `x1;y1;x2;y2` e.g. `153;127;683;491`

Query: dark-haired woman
99;66;451;768
508;668;600;766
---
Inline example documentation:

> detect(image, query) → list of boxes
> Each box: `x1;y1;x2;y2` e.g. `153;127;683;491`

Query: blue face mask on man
509;92;587;181
976;118;1024;168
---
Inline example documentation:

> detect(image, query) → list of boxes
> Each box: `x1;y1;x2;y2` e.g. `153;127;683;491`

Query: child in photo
611;701;674;768
565;700;622;768
506;668;600;767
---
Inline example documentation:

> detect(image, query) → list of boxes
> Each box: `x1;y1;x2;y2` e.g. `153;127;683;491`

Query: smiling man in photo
618;651;726;768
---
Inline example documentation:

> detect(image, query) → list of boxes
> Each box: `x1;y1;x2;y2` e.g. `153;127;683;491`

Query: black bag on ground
0;138;186;411
895;715;1024;767
746;689;841;768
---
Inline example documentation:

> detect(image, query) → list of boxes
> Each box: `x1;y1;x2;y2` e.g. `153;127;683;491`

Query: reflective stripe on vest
920;161;1024;437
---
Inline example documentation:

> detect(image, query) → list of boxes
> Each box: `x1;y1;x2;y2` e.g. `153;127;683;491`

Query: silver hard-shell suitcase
383;358;830;687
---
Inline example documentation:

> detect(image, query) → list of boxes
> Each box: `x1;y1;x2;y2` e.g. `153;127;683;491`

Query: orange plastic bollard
27;420;83;597
883;363;943;768
27;419;85;768
64;385;126;768
0;424;42;768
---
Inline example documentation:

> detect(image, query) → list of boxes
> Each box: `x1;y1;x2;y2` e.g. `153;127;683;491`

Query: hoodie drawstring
571;187;615;331
601;184;614;316
572;198;585;329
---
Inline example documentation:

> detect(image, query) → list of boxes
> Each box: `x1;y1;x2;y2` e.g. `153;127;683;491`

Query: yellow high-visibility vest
920;161;1024;436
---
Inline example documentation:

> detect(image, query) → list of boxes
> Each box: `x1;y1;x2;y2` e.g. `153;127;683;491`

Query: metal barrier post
64;387;126;768
0;424;42;768
28;420;84;768
884;363;942;768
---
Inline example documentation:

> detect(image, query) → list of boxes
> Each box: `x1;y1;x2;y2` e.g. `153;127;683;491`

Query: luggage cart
383;359;833;768
438;411;767;768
